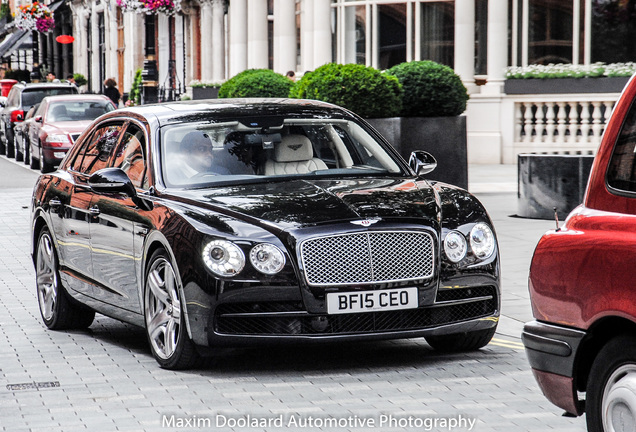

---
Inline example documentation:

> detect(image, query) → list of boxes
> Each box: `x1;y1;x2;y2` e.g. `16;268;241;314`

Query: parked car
523;75;636;431
30;99;500;369
28;94;115;173
0;82;78;158
14;103;40;164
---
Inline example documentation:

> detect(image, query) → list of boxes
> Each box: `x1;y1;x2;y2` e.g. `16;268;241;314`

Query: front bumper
183;281;499;347
522;320;586;415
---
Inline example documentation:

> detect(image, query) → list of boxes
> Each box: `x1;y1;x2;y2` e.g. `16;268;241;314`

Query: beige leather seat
264;134;327;175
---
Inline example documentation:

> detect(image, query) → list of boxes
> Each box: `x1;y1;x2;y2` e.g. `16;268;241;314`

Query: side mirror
35;115;43;123
409;151;437;175
88;167;136;197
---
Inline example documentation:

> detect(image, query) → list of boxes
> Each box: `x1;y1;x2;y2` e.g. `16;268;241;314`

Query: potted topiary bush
190;80;221;100
367;60;470;188
290;63;402;118
218;69;293;98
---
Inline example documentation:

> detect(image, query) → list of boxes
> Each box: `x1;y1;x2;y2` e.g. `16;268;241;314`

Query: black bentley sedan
30;99;500;369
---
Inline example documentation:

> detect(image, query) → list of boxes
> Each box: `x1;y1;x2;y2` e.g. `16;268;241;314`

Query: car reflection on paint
30;98;500;369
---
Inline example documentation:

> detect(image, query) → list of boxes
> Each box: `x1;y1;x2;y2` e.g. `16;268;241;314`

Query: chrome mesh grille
299;231;434;286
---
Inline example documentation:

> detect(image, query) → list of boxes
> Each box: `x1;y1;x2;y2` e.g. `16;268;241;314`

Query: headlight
250;243;286;275
470;223;495;259
444;230;467;263
202;240;245;277
45;134;71;144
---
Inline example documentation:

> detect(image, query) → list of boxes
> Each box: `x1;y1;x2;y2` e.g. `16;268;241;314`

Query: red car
523;75;636;431
29;94;116;172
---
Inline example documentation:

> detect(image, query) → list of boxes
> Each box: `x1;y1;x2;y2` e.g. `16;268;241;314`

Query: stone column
228;0;248;77
300;0;313;72
454;0;476;93
483;0;508;94
199;0;214;81
211;0;225;81
273;0;296;74
247;0;268;69
312;0;331;68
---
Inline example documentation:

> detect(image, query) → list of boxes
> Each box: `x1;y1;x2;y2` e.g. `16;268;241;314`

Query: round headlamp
202;240;245;277
444;230;467;263
250;243;286;275
470;223;495;259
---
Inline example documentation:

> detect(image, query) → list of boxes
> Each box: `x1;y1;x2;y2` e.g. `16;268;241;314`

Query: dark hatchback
30;99;500;369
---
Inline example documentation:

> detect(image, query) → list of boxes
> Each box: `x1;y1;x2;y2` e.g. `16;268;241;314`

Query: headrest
180;131;212;152
274;134;313;162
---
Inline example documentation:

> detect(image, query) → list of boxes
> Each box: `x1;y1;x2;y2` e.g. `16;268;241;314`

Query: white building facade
55;0;634;164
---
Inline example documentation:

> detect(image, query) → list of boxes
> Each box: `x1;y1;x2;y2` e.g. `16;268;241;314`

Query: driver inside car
175;130;231;180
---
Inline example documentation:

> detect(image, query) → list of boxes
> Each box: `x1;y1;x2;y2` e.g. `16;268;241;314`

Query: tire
144;249;201;369
425;327;497;352
6;129;14;158
30;147;40;170
40;144;54;173
15;137;23;162
586;335;636;432
35;228;95;330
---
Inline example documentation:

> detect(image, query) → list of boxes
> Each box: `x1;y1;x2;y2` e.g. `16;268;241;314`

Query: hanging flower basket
117;0;181;15
15;2;55;33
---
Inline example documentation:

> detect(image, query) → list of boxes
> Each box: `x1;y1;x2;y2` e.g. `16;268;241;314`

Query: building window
335;1;455;71
528;0;573;64
591;0;636;63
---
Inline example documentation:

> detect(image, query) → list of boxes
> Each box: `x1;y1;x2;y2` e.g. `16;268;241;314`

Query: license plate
326;287;418;315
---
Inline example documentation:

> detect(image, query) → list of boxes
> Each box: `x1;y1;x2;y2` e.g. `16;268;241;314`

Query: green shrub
218;69;293;98
291;63;402;118
73;73;87;87
4;69;30;82
386;61;468;117
129;69;143;105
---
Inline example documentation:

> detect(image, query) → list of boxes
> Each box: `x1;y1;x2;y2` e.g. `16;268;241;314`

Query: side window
72;124;124;175
608;101;636;193
113;124;148;189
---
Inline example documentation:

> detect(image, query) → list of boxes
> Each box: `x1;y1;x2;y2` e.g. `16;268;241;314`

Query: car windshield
21;88;77;110
160;117;404;187
47;101;114;122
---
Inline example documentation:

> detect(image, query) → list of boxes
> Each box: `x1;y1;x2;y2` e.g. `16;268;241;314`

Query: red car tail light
10;110;24;123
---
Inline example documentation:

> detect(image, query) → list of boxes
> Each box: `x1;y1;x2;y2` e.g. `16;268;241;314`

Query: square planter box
192;87;219;100
367;116;468;189
517;153;594;220
505;77;630;94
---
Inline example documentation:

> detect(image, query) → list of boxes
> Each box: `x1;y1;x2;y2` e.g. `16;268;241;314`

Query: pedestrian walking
104;78;121;107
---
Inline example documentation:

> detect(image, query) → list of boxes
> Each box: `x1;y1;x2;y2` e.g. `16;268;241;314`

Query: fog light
310;316;329;332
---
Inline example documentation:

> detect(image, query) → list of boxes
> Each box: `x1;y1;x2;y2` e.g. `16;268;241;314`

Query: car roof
14;82;77;90
103;98;356;127
41;94;111;103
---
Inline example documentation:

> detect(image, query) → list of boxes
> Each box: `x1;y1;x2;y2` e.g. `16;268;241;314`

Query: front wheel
425;327;497;352
144;249;201;369
35;228;95;330
587;335;636;432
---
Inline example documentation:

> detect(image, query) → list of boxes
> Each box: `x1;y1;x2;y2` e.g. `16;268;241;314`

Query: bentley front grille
299;231;434;286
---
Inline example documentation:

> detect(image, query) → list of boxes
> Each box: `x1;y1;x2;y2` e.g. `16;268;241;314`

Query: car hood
168;177;440;231
43;120;93;134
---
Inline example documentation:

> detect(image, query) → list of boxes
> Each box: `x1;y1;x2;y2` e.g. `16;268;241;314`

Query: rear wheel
587;335;636;432
35;228;95;330
30;146;40;170
425;327;497;352
40;144;54;173
15;136;23;162
144;249;201;369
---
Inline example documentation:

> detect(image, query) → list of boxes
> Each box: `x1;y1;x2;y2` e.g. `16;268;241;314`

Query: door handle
89;205;100;216
49;199;61;207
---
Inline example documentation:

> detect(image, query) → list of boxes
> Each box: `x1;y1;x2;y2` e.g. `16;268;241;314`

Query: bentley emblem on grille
350;219;380;227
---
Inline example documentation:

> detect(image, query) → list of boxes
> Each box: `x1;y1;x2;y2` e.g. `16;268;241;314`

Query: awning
0;30;31;59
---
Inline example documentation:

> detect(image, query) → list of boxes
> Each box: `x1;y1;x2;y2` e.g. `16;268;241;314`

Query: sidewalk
468;164;518;194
